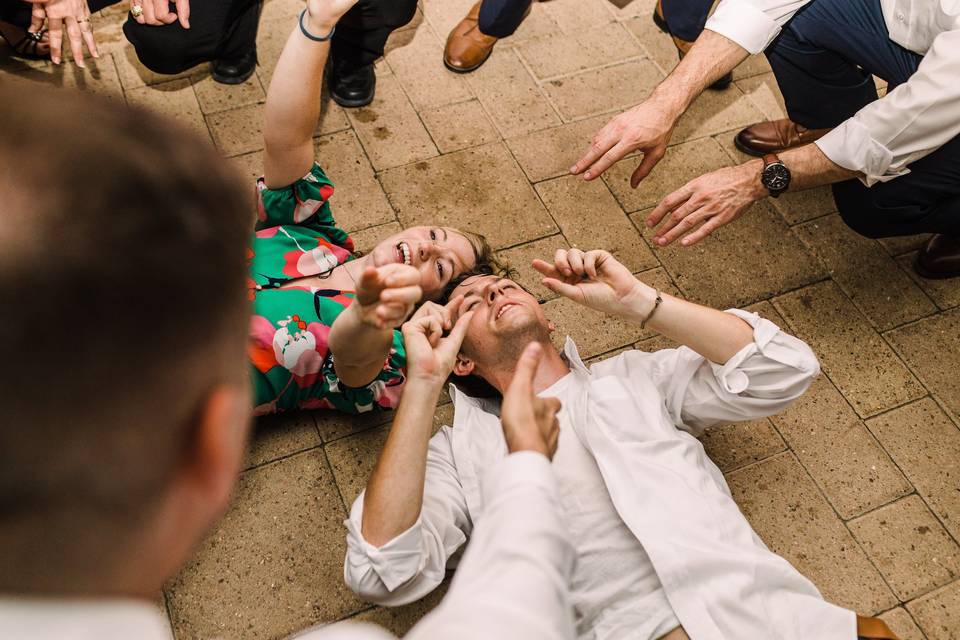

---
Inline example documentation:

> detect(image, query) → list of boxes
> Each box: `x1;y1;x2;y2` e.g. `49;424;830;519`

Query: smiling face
450;275;554;379
369;226;477;300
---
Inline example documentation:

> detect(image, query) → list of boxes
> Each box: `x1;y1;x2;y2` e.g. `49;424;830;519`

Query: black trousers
477;0;531;38
764;0;959;238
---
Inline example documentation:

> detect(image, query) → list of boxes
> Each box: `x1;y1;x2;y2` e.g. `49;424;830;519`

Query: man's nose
486;282;505;303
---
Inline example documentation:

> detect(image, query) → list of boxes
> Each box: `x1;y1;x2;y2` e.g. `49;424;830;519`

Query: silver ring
131;4;143;17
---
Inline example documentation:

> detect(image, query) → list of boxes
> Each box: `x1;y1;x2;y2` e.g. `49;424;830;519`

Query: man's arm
262;0;357;189
534;249;753;364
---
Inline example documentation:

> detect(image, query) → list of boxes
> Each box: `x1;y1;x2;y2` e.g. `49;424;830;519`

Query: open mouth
396;242;412;265
495;302;519;320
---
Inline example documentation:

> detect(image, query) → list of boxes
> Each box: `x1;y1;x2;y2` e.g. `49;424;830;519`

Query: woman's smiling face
370;226;477;300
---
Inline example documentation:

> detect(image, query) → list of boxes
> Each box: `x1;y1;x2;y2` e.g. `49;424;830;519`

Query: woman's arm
262;0;357;189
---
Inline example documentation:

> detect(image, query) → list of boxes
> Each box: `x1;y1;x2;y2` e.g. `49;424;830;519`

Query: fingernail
658;238;667;246
584;172;592;180
569;165;577;174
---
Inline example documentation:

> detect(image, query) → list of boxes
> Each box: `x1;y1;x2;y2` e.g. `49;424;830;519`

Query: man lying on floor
343;248;900;640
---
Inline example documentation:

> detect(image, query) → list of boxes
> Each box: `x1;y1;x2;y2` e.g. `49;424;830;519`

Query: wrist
505;436;550;458
404;374;447;398
305;9;338;34
650;81;691;122
744;159;768;200
621;281;659;324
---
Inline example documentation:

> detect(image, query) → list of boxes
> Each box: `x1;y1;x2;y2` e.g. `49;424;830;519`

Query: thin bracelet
299;9;336;42
640;290;662;329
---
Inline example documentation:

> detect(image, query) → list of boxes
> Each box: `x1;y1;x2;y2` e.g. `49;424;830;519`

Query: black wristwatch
760;153;791;198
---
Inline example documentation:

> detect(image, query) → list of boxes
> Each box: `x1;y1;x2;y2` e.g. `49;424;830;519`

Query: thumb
541;277;583;302
508;342;543;397
630;148;664;188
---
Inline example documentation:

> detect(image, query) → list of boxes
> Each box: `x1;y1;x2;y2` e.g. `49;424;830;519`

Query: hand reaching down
401;296;474;386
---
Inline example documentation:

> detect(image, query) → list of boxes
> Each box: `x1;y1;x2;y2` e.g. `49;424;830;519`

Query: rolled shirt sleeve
626;309;820;435
815;28;960;185
343;427;471;606
705;0;812;54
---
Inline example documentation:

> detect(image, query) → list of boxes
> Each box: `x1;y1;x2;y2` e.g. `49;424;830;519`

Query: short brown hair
0;84;252;590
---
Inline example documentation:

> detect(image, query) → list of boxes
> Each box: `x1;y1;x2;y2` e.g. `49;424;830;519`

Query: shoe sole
211;64;256;85
443;57;487;74
912;253;960;280
331;92;375;108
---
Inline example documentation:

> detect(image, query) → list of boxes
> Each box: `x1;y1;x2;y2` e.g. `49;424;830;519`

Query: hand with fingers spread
32;0;99;66
569;96;680;184
401;296;474;386
646;161;766;248
532;248;652;321
129;0;190;28
355;264;424;330
501;342;562;460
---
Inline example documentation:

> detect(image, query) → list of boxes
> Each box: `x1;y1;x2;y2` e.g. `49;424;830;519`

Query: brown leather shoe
444;1;529;73
734;118;833;157
915;234;960;279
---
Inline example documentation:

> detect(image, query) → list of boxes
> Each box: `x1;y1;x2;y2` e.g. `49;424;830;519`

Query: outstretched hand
532;248;648;320
401;296;474;386
569;97;678;185
501;343;562;460
32;0;99;66
356;264;423;330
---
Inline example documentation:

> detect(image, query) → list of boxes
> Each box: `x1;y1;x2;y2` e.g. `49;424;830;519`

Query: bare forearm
361;379;444;546
653;30;750;119
625;284;753;364
780;143;859;190
329;302;395;387
262;14;335;188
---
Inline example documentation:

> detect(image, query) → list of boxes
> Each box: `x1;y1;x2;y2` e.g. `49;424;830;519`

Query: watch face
763;162;791;191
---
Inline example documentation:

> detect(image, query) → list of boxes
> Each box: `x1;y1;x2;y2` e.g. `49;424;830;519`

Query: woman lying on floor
250;0;500;415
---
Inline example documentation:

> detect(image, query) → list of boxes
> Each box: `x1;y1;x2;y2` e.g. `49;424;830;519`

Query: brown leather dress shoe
734;118;833;157
444;1;528;73
915;234;960;279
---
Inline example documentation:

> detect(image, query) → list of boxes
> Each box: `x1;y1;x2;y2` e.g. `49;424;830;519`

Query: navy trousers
478;0;532;38
765;0;959;238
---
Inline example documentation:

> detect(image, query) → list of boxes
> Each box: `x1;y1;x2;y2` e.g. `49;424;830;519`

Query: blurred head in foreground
0;84;253;598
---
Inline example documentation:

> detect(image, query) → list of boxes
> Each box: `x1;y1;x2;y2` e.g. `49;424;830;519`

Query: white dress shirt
548;372;681;639
344;309;859;640
706;0;960;185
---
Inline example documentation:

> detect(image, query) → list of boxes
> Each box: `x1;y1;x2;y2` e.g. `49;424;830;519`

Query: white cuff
705;0;782;55
345;502;427;592
816;119;905;187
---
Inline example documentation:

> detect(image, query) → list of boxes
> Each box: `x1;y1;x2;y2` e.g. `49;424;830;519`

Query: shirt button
897;11;905;20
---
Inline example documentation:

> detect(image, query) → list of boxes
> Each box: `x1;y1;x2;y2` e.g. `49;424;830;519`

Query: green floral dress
248;163;406;415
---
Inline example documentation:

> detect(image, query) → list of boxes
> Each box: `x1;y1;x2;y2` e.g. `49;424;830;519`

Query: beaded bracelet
299;9;336;42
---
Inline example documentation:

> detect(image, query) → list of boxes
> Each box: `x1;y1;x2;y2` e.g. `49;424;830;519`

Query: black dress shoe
211;47;257;85
329;59;375;108
914;234;960;279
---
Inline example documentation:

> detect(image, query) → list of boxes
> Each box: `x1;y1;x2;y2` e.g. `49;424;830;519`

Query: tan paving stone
347;76;438;171
247;412;322;470
867;398;960;541
632;200;826;309
261;0;305;23
465;48;561;138
192;73;265;115
497;234;572;302
326;404;453;504
879;607;927;640
229;149;265;184
255;17;293;87
125;77;209;139
166;450;366;639
516;22;642;80
773;281;924;418
732;54;773;81
421;0;483;42
314;408;393;444
345;582;450;635
607;0;657;22
313;130;396;232
885;310;960;421
623;15;677;77
350;222;403;254
536;176;657;273
544;266;677;358
505;114;614;182
5;55;125;100
672;86;766;144
208;99;345;157
385;23;473;111
540;0;615;34
380;142;557;250
907;580;960;640
897;253;960;311
726;452;898;614
605;137;731;213
769;376;911;519
700;419;786;473
849;495;960;601
735;72;788;121
880;234;932;257
420;99;499;153
543;59;662;121
113;45;204;90
795;215;937;331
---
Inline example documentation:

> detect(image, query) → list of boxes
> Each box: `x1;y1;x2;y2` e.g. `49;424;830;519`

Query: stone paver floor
4;0;960;638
